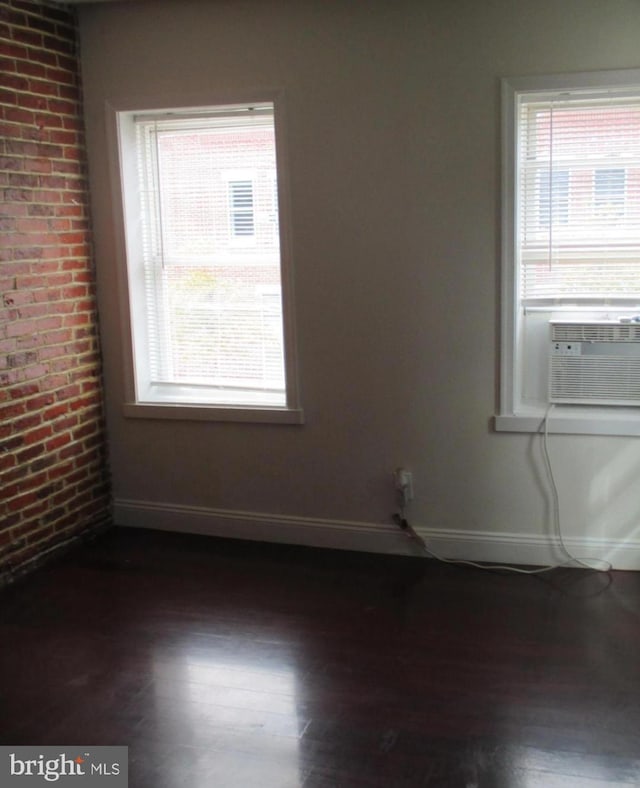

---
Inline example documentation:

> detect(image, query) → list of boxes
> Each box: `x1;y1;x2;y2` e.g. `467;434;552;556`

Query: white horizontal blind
134;105;286;405
518;94;640;303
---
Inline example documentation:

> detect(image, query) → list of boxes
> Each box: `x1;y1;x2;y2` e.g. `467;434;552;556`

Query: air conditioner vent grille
551;323;640;343
550;356;640;404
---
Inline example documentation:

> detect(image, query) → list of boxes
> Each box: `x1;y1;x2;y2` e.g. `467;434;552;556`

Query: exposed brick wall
0;0;111;581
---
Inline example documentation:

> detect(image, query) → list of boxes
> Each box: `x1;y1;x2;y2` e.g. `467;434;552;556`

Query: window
497;71;640;436
110;96;302;423
594;168;626;219
229;180;255;239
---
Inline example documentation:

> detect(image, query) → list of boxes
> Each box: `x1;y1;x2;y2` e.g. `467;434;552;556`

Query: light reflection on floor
149;649;302;787
504;745;638;788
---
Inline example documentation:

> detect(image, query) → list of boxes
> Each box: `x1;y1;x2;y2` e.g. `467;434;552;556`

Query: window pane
518;98;640;302
594;168;626;219
135;106;287;405
229;180;255;237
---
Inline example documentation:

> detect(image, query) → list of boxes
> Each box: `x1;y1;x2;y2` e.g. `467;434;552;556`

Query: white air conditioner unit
549;321;640;406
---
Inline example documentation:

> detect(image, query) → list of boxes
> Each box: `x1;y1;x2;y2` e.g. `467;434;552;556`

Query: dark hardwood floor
1;527;639;787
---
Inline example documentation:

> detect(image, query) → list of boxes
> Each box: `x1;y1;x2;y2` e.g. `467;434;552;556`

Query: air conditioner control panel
552;342;581;356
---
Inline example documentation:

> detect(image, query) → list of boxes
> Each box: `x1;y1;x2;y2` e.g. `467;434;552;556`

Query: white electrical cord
540;404;612;573
396;404;611;575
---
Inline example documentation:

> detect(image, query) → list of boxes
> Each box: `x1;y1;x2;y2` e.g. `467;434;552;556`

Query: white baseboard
113;498;640;570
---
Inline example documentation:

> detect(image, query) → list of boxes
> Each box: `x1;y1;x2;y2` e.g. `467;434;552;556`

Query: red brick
26;523;54;543
47;273;72;286
42;401;67;420
8;382;39;400
25;392;55;411
3;107;34;125
33;112;63;130
23;156;51;173
48;129;76;145
47;218;70;231
50;357;76;374
55;383;80;401
63;313;88;327
17;472;48;495
16;28;43;48
61;258;86;271
36;315;63;331
0;401;26;420
51;414;77;434
52;160;82;176
0;43;28;60
32;189;61;203
45;66;76;86
61;116;82;132
0;202;28;217
82;433;103;451
32;261;63;275
47;459;74;481
0;369;20;387
30;454;56;472
23;424;52;445
45;432;71;452
0;89;18;105
39;345;65;362
15;333;41;350
13;248;46;263
29;78;59;99
33;288;59;304
8;174;39;190
47;300;74;315
42;36;74;57
26;15;57;36
3;188;31;202
39;373;67;392
15;303;48;320
19;124;47;143
6;318;37;338
72;422;96;441
3;74;30;92
82;378;99;393
0;57;17;74
28;48;57;67
40;504;65;525
12;408;41;429
42;329;72;344
7;490;38;512
0;453;17;472
24;363;48;380
15;441;45;464
16;59;47;79
51;486;76;507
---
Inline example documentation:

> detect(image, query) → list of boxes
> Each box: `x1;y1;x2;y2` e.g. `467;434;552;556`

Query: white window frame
106;90;303;424
496;70;640;437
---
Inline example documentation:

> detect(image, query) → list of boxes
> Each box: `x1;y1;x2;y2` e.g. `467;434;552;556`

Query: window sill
494;406;640;437
123;402;304;424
